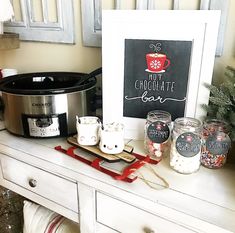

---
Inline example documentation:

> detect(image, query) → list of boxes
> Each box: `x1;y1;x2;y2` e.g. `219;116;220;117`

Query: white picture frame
102;10;221;140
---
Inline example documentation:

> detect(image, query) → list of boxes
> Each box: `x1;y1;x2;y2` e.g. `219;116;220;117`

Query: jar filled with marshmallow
201;119;231;169
144;110;171;160
170;117;202;174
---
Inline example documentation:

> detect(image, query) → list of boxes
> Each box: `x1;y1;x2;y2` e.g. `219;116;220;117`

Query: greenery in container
202;66;235;141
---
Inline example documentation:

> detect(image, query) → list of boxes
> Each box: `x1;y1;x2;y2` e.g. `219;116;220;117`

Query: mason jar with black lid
144;110;172;161
170;117;202;174
201;119;231;169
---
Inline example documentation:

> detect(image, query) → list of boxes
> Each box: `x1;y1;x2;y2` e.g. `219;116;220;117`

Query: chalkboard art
123;39;192;120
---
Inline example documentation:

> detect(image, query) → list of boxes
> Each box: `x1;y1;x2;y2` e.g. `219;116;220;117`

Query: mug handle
163;59;170;70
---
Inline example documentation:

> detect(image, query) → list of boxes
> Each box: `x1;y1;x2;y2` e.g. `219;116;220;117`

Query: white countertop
0;130;234;232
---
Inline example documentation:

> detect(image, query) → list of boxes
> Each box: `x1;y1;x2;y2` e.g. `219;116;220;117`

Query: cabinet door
96;192;196;233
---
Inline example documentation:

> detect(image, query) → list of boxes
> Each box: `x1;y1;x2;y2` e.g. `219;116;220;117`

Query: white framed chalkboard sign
102;10;221;140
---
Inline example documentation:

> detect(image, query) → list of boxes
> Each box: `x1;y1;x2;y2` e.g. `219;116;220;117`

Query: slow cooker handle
76;67;102;86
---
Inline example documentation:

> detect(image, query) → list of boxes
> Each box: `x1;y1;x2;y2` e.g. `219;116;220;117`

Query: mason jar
201;119;231;169
144;110;172;160
170;117;202;174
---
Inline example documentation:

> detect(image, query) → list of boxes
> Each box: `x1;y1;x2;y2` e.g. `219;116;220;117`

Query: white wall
0;1;102;74
0;0;234;82
213;0;235;83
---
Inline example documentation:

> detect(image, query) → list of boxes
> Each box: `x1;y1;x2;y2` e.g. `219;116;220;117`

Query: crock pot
0;67;102;138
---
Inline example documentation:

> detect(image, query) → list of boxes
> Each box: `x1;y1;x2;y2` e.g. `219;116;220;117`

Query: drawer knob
29;179;37;188
143;227;155;233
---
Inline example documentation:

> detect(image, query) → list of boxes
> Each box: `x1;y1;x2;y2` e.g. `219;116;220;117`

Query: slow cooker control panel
22;113;67;138
28;117;60;137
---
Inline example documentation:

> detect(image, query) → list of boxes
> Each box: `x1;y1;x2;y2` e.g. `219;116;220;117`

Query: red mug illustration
146;53;170;72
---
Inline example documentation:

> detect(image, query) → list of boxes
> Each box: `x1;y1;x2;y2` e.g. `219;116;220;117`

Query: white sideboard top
0;130;234;232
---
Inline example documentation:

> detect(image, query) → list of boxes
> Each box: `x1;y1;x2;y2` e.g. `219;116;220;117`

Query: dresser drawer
96;192;195;233
0;156;78;213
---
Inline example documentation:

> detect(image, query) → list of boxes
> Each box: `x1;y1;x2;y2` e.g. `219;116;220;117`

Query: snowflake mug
146;53;170;72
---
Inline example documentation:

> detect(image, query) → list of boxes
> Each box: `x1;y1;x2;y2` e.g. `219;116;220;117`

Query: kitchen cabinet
4;0;74;44
0;130;234;233
81;0;229;56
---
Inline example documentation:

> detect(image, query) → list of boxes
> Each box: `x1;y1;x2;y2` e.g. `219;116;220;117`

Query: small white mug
1;68;18;78
99;122;125;154
76;116;101;146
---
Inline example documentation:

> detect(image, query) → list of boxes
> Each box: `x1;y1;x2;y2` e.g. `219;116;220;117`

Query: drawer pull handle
29;179;37;188
143;227;155;233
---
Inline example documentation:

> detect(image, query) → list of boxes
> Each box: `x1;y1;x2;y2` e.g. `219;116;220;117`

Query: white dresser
0;130;234;233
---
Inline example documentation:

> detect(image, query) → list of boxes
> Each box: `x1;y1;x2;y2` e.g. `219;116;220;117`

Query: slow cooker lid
0;72;97;95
